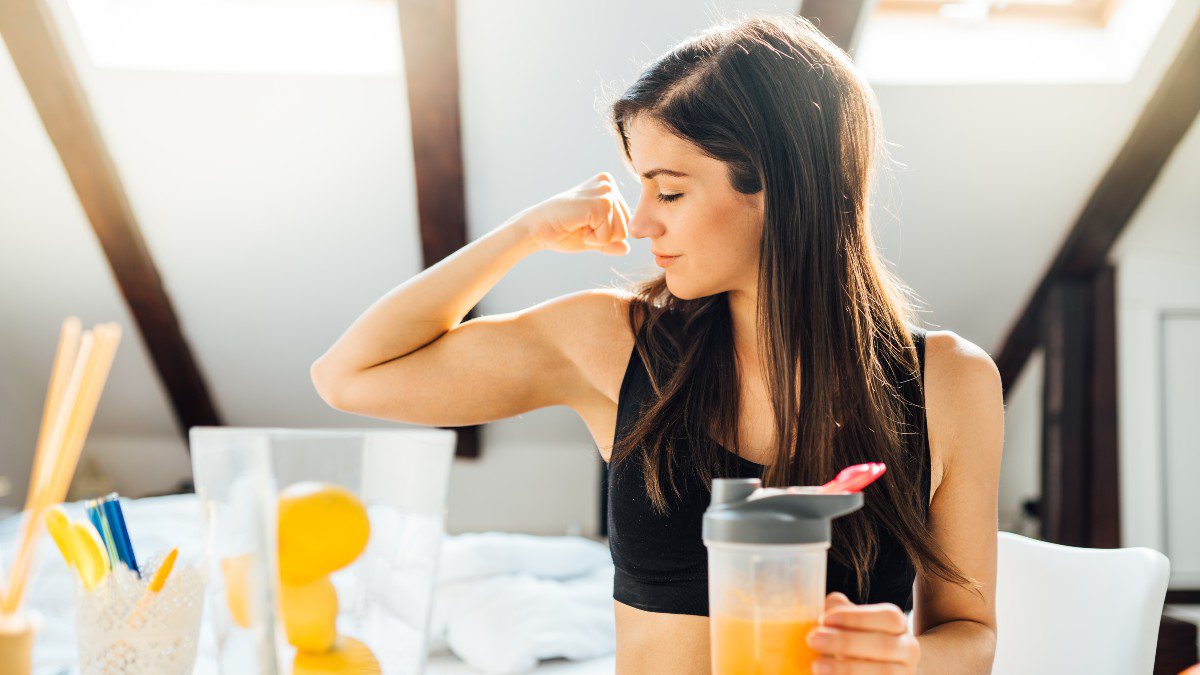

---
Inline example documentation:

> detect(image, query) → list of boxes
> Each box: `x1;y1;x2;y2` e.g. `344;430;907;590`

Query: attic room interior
1;0;1198;673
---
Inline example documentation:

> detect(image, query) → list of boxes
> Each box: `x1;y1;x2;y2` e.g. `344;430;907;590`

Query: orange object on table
712;614;820;674
0;610;40;675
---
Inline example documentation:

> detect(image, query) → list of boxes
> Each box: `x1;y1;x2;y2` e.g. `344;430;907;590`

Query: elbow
310;357;350;411
980;623;997;668
965;619;998;672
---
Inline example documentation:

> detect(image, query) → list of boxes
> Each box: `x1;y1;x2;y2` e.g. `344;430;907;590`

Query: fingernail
806;628;830;649
812;661;831;675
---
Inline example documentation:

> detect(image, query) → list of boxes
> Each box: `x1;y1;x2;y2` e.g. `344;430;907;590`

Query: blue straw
100;493;139;577
87;499;119;572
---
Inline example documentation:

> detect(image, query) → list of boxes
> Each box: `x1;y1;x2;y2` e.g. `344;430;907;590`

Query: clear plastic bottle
703;479;863;674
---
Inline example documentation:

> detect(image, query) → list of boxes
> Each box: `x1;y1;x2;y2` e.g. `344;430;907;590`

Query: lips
654;253;681;268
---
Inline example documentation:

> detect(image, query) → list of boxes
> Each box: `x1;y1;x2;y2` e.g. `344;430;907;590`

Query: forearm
916;620;996;675
312;213;541;384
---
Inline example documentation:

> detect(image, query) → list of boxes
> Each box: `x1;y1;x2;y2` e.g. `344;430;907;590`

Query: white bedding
425;654;615;674
0;494;616;674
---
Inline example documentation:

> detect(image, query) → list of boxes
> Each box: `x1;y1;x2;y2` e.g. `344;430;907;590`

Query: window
62;0;401;76
857;0;1173;84
876;0;1123;28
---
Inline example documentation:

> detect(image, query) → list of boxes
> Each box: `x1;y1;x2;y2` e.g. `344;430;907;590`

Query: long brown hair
606;14;972;596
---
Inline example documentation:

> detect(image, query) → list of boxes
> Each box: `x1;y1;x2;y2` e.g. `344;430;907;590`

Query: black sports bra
605;326;931;616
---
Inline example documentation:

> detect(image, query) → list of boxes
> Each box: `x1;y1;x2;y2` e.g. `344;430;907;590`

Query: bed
0;494;617;674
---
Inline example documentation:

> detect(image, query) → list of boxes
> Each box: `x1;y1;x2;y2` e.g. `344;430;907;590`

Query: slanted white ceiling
0;0;1196;508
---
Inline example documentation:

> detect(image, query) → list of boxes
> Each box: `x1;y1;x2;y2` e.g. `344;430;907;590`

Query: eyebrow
640;167;690;180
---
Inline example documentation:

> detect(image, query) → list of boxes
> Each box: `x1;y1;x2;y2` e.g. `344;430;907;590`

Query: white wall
999;350;1042;536
987;12;1200;554
1110;111;1200;580
1110;112;1200;652
1;0;1198;539
979;97;1200;580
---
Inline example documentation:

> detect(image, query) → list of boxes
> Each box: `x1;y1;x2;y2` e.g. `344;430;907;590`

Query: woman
312;13;1002;675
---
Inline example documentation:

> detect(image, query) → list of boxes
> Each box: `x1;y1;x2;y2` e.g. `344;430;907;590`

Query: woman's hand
515;172;632;256
806;592;922;674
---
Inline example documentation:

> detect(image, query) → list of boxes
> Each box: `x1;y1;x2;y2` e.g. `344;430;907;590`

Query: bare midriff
614;600;713;674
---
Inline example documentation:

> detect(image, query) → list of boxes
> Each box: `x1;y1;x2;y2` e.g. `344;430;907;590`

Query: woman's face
622;115;765;300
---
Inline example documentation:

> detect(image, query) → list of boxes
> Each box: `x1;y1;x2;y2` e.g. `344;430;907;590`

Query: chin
664;276;716;301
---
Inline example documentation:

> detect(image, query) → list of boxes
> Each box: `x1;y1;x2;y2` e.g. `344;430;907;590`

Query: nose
627;194;664;240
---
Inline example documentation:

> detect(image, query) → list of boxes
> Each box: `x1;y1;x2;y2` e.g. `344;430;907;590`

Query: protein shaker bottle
703;478;864;674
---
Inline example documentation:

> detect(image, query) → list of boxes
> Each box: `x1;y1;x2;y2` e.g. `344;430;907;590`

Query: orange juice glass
703;479;864;675
712;614;820;674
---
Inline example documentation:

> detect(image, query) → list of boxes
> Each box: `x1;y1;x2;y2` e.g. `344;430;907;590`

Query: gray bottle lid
702;478;864;545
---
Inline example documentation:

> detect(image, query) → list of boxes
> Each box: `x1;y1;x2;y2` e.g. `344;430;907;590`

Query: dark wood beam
0;0;221;437
1037;266;1121;548
1089;265;1120;548
397;0;479;458
997;15;1200;391
1040;279;1093;547
1167;590;1200;605
801;0;873;54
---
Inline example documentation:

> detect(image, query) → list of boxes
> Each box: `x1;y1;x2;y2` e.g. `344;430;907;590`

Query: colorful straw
101;494;139;577
85;500;119;572
148;549;177;593
86;494;139;577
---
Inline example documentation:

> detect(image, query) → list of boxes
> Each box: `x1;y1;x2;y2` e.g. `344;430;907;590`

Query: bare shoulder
523;287;635;353
922;330;1004;478
923;330;1000;388
522;287;637;410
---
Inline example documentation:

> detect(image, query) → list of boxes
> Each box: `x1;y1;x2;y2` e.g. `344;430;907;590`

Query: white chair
994;531;1170;675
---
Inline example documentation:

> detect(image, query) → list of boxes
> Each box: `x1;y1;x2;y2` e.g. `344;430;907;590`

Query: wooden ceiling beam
397;0;479;458
1038;267;1119;549
996;15;1200;392
801;0;873;54
0;0;222;436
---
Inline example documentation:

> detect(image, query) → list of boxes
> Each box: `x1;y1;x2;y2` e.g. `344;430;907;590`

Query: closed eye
656;193;683;203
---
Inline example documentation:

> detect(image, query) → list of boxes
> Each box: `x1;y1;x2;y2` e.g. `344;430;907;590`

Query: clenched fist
516;172;632;256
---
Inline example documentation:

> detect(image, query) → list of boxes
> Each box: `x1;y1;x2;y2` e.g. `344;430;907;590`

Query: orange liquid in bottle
711;614;820;674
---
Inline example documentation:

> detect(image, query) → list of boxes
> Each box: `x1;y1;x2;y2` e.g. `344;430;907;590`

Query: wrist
496;211;545;258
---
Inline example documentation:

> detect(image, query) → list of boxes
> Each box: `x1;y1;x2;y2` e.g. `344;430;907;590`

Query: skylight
858;0;1178;84
876;0;1121;28
53;0;1179;84
60;0;401;76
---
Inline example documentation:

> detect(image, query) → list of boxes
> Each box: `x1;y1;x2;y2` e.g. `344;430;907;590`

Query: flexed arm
310;172;632;425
